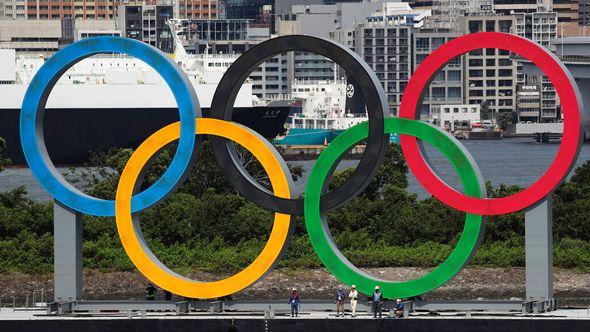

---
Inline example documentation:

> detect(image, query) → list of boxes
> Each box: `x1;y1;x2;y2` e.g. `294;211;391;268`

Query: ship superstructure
274;80;370;145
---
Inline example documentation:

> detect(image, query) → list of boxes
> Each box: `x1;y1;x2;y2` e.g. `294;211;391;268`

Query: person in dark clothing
336;285;346;317
372;286;382;318
289;287;300;317
146;284;157;301
164;290;172;301
394;299;405;318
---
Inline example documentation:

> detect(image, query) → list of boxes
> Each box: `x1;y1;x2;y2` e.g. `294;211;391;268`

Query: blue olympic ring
20;37;200;217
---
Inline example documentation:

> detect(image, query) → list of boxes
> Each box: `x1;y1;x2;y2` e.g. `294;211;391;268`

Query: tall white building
355;3;431;115
514;12;559;121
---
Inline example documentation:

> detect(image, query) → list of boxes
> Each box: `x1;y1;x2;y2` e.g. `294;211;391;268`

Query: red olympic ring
399;32;584;215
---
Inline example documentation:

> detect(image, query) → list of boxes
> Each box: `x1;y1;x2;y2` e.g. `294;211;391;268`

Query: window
469;70;483;77
432;87;445;99
486;20;496;32
448;87;461;99
447;70;461;82
469;59;483;66
416;37;429;51
469;20;483;33
499;20;512;33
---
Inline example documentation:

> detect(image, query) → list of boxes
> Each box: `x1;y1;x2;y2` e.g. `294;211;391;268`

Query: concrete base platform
2;308;590;332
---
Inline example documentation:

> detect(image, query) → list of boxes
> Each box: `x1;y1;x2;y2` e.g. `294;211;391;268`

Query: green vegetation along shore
1;137;590;274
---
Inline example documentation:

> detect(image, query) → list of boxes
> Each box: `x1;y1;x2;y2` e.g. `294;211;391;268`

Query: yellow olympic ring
115;118;292;299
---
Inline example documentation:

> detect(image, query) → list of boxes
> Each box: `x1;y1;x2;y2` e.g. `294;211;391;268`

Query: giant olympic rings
20;32;583;299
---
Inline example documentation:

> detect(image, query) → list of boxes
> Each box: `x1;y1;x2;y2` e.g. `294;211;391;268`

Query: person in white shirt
348;285;358;317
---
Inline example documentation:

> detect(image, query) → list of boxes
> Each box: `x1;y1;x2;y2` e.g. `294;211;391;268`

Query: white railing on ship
265;94;294;101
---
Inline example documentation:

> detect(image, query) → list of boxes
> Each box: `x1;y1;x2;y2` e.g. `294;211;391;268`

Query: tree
0;137;10;173
480;101;491;121
81;139;304;200
498;110;517;131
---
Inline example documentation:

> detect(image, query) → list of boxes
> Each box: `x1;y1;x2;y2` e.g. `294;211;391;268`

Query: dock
278;144;367;160
1;306;590;332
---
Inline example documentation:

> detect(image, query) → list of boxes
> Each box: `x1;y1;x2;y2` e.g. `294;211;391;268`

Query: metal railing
1;290;47;312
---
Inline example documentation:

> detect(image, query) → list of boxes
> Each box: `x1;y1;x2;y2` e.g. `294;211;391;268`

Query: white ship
274;80;366;145
0;22;293;165
273;80;399;145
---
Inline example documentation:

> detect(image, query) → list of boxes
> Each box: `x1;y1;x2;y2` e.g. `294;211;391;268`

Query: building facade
414;29;464;117
430;104;481;131
0;0;217;20
494;0;578;24
0;19;115;54
429;0;494;31
460;15;517;118
223;0;271;20
3;0;125;20
514;11;559;121
581;0;590;26
119;4;174;53
355;21;412;115
177;0;218;19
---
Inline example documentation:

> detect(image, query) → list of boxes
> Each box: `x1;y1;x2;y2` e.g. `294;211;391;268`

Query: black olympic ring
209;35;389;215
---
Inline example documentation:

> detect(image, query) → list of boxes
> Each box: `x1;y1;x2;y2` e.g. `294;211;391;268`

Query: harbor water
2;138;590;201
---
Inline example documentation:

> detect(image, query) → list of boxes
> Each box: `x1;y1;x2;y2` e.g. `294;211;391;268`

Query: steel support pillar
525;197;553;302
53;201;83;302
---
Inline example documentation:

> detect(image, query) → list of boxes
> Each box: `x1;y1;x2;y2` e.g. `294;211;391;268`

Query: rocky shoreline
1;267;590;307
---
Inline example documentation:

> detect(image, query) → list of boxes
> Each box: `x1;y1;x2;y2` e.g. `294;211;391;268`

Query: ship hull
0;106;290;165
274;128;343;146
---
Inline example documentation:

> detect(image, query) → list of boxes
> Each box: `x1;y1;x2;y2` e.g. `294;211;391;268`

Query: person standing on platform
394;298;405;318
289;287;300;317
146;284;157;301
348;285;358;317
372;286;382;318
336;285;346;317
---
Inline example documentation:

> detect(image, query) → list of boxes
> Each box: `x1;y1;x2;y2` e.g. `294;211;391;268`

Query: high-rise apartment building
277;2;396;95
0;0;217;20
351;2;432;115
581;0;590;25
3;0;124;20
413;30;465;116
119;4;174;53
355;21;412;115
514;12;559;121
514;11;557;50
494;0;578;24
177;0;218;19
223;0;271;20
460;15;517;116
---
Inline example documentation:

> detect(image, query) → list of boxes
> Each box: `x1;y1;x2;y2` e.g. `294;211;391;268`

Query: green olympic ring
304;117;486;299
